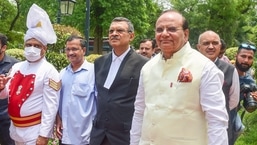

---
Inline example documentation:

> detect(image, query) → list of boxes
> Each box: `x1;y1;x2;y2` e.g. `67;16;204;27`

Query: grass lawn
235;109;257;145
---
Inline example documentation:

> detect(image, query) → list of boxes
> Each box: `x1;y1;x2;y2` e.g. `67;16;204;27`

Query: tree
170;0;240;48
14;0;162;54
89;0;161;54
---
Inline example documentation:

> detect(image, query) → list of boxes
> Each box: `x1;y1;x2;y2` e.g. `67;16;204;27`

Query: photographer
233;42;257;144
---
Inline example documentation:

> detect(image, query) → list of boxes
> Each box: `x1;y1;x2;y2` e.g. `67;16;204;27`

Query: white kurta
130;42;228;145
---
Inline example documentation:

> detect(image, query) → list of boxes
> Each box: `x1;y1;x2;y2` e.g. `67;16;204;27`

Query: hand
56;114;63;139
36;136;48;145
250;91;257;101
0;74;11;90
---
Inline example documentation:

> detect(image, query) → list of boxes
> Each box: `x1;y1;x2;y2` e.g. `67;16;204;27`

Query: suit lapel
100;53;112;86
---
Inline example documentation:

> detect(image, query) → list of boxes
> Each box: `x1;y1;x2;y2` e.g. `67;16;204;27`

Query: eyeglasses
201;41;220;46
64;48;81;52
155;27;183;34
108;29;131;34
239;43;256;52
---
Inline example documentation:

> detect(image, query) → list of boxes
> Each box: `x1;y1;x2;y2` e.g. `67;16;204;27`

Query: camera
240;83;257;113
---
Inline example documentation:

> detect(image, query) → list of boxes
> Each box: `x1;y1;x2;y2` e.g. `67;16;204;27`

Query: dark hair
220;39;226;50
65;35;86;48
237;42;256;54
0;33;8;46
112;17;134;32
159;10;189;30
152;38;157;48
139;39;154;49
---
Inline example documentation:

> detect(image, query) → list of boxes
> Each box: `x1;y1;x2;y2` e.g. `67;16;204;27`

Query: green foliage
45;52;69;71
90;0;161;53
85;54;102;63
7;31;24;49
48;24;83;53
225;47;238;61
235;110;257;145
0;0;18;32
6;48;25;61
170;0;244;48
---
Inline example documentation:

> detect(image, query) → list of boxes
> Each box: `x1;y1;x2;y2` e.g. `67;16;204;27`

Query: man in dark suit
0;33;19;145
90;17;148;145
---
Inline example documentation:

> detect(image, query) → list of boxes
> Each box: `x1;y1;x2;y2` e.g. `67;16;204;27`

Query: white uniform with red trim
5;58;60;142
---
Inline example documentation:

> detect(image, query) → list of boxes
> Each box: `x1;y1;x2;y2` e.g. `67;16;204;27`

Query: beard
235;59;252;72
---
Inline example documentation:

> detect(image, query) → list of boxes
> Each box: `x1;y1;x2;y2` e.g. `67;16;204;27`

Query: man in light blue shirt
56;35;96;145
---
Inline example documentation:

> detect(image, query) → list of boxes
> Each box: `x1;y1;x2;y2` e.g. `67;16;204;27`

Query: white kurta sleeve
130;73;145;145
200;61;229;145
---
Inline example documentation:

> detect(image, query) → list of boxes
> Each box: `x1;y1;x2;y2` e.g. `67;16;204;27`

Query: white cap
24;4;57;46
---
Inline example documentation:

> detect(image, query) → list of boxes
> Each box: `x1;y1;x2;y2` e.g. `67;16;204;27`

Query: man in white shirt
197;30;240;145
130;10;228;145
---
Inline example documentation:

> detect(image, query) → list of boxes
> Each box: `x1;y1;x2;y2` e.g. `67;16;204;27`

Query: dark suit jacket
0;54;19;120
90;48;148;145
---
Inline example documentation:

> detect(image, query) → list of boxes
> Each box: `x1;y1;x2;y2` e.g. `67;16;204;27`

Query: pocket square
177;68;193;82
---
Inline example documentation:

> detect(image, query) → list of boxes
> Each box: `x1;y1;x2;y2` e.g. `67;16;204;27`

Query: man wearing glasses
90;17;148;145
232;43;257;144
130;10;228;145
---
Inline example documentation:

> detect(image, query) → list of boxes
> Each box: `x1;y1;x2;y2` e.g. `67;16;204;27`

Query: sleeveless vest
215;59;235;143
140;43;209;145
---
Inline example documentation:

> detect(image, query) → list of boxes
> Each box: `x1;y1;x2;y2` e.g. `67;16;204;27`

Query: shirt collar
0;54;10;64
67;60;91;73
111;47;130;62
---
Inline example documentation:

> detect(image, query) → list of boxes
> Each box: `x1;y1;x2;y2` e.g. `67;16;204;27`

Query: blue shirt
59;60;96;145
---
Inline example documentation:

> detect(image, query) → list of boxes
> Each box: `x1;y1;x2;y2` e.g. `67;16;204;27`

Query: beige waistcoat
140;43;210;145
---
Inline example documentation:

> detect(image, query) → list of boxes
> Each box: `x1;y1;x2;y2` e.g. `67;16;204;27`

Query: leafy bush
236;110;257;145
48;24;83;53
6;31;24;49
46;52;69;71
85;54;102;63
6;48;25;61
225;47;237;61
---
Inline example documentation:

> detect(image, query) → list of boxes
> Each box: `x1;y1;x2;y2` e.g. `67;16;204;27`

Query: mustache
67;54;75;57
141;52;147;55
110;36;119;40
241;63;250;67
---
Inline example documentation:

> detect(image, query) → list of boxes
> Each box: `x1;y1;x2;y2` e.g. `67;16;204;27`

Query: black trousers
0;118;15;145
100;136;111;145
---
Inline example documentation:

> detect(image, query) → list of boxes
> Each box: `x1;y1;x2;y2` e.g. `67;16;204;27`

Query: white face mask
24;46;42;62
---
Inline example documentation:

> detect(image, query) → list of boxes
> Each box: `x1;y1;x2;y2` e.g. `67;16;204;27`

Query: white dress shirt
104;48;130;89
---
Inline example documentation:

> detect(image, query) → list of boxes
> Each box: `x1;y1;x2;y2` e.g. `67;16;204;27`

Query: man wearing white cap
0;4;60;145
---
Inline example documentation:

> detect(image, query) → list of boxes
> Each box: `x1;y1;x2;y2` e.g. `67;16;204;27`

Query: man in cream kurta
130;10;228;145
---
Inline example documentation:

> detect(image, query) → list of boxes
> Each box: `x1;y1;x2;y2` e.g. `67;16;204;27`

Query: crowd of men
0;3;256;145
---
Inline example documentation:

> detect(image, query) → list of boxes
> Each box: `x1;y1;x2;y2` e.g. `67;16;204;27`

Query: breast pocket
71;83;90;98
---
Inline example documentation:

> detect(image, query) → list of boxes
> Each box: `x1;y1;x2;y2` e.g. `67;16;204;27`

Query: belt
9;112;41;127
